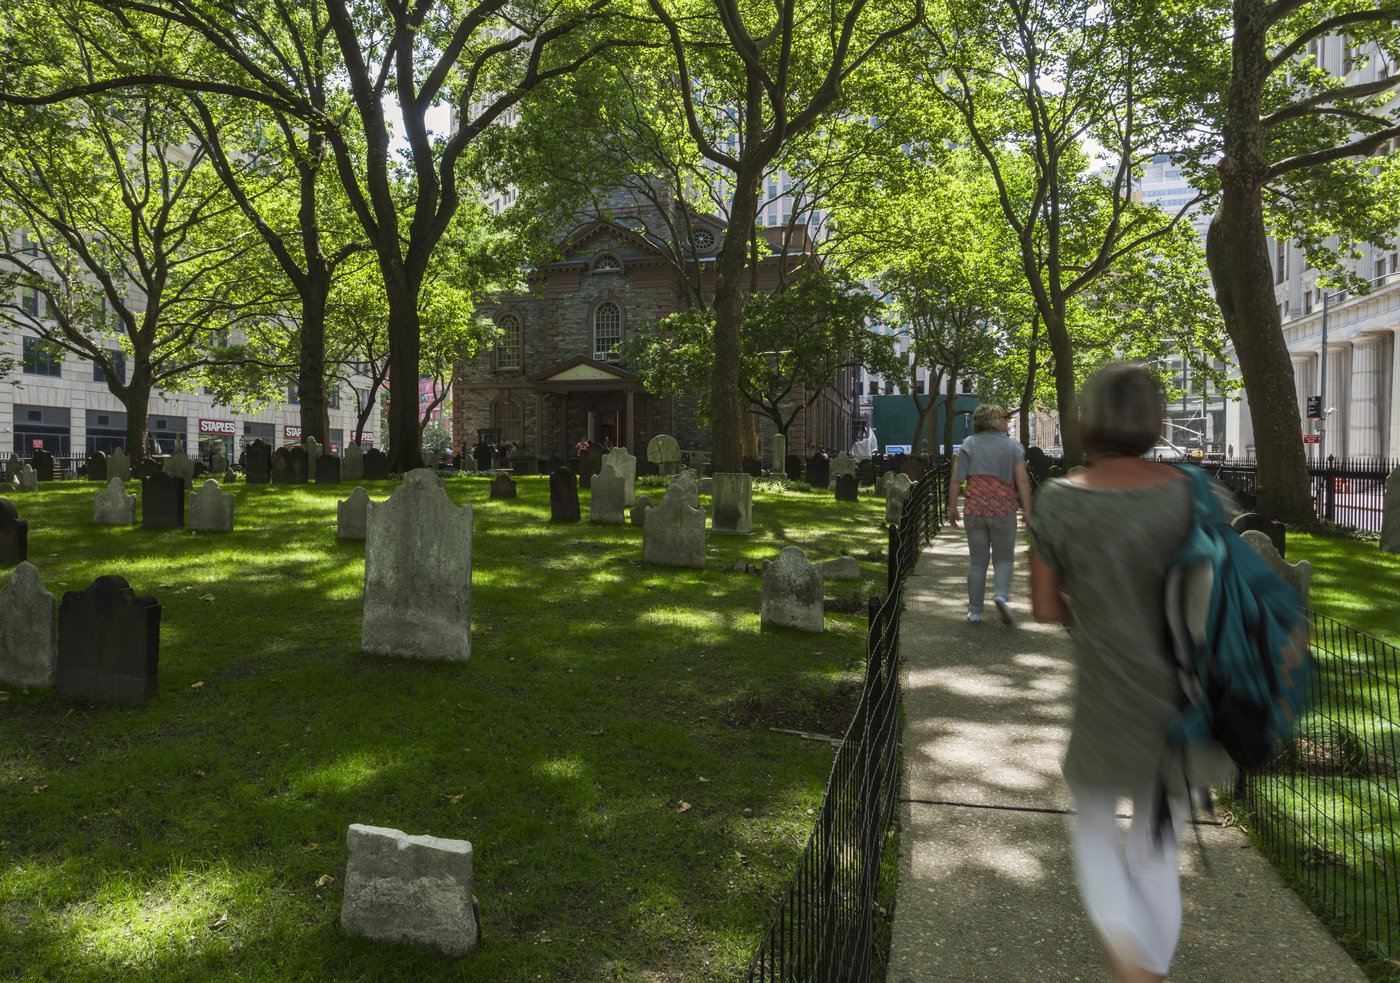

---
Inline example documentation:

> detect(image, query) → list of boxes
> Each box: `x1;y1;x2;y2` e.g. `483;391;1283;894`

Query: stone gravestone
210;446;228;476
137;458;162;482
303;437;322;465
270;447;293;484
287;445;311;483
603;447;637;506
88;451;109;482
30;449;55;482
1381;466;1400;554
578;443;605;490
141;471;186;529
806;452;830;490
711;472;754;535
549;468;580;522
819;556;861;580
55;575;161;704
642;483;706;568
188;479;234;533
0;500;28;565
828;452;856;489
342;443;365;482
164;446;196;485
340;823;478;957
17;465;38;493
244;440;273;484
647;434;681;477
691;450;711;477
671;469;700;509
834;473;859;503
460;452;479;476
2;456;19;481
109;448;131;481
900;456;926;482
771;434;787;478
761;546;824;633
1231;512;1286;558
93;478;137;526
886;472;913;525
630;495;652;526
589;466;626;524
362;469;473;661
0;562;57;688
337;486;372;540
1241;530;1312;608
489;473;517;499
224;468;237;485
315;454;342;485
786;455;803;483
362;448;390;480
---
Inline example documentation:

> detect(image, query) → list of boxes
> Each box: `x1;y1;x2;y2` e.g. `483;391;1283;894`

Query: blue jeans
965;515;1017;614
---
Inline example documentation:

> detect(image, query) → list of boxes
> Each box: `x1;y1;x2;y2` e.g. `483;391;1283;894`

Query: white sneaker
994;596;1016;627
967;611;983;624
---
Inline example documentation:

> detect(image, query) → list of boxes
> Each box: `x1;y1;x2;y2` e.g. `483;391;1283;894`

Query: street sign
1307;396;1322;419
1303;434;1320;444
31;439;42;449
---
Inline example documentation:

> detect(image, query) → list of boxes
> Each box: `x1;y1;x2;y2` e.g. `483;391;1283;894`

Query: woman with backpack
1029;363;1231;983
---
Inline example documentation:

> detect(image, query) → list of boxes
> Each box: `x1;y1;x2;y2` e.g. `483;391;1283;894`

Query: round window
691;228;716;251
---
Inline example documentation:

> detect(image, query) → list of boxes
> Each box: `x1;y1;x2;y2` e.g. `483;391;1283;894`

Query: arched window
492;397;523;445
495;314;522;370
591;253;622;273
593;301;621;360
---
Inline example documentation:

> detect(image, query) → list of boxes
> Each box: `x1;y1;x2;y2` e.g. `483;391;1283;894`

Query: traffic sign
1306;396;1322;419
1303;434;1320;444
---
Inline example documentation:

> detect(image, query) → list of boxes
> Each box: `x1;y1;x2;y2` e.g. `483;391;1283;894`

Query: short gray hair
972;403;1007;433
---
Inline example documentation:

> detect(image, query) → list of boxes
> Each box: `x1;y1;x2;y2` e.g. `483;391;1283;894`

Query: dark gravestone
513;457;539;476
138;458;163;481
473;441;494;471
806;453;830;489
55;575;160;704
315;454;342;484
1232;512;1286;558
546;455;564;474
742;457;761;478
192;461;207;479
0;499;28;565
579;444;604;489
29;449;55;482
224;468;237;485
549;467;580;522
244;440;273;484
88;451;109;482
834;473;859;502
490;473;518;499
270;447;294;484
287;445;310;483
785;455;803;482
856;460;876;486
1025;446;1050;492
141;471;185;529
362;448;390;480
900;456;927;482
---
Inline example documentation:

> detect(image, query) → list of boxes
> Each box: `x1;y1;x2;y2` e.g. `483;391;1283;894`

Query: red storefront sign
351;431;374;444
284;425;303;440
1302;434;1320;444
199;418;237;436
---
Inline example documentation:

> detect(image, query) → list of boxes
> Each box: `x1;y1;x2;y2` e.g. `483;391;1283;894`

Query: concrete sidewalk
885;532;1365;983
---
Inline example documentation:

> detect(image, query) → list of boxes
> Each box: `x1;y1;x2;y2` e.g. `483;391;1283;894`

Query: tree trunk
942;384;957;460
912;395;936;456
710;167;763;473
1018;316;1040;448
384;274;425;473
121;376;152;466
1044;308;1081;466
298;281;329;447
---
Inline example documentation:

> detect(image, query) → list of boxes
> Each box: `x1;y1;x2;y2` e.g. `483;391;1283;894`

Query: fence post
887;523;899;592
1323;455;1337;523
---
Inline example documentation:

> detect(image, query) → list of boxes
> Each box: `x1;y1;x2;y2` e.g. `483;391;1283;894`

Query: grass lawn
1286;531;1400;647
0;474;891;982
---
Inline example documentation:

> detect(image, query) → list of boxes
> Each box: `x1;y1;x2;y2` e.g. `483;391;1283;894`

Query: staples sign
284;425;303;440
351;431;374;444
199;419;237;436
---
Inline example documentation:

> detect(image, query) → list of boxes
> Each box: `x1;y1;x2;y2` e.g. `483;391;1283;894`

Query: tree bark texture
709;166;763;473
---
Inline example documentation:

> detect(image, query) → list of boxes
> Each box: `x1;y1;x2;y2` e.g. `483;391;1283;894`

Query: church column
1324;343;1352;461
1347;336;1384;461
625;387;635;451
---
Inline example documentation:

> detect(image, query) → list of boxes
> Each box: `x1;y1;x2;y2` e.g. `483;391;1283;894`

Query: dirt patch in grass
724;678;862;738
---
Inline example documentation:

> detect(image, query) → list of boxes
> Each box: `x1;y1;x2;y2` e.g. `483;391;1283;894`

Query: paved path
886;532;1366;982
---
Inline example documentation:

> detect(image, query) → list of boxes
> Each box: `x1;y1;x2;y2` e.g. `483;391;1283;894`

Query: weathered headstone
806;452;830;490
711;472;753;535
489;473;517;499
285;445;310;483
55;575;160;704
340;823;478;957
549;468;581;522
0;500;28;566
691;450;711;476
337;486;372;540
224;468;237;485
761;546;824;633
642;483;706;568
29;449;55;482
1231;512;1286;558
244;440;273;483
2;456;19;481
630;495;652;526
141;471;186;529
188;479;234;532
1380;466;1400;553
886;473;913;525
819;556;861;580
460;452;479;475
93;478;137;526
603;447;637;506
900;456;927;482
269;446;294;484
834;473;859;502
303;436;322;464
786;455;802;482
589;467;626;524
88;451;109;482
342;443;364;482
671;469;700;509
315;454;342;485
578;443;605;490
210;447;228;475
647;434;681;477
362;448;390;480
1241;530;1312;608
828;452;856;489
109;448;132;482
0;562;56;688
164;446;196;484
17;465;38;493
362;469;473;661
137;458;162;482
770;434;787;478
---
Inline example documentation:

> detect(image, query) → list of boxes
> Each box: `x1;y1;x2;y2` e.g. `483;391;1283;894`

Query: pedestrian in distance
946;402;1033;625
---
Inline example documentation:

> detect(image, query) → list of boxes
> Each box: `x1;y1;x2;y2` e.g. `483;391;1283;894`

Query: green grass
1286;531;1400;648
0;475;891;982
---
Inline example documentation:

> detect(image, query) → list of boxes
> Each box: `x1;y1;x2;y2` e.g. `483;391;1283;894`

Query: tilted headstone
337;486;372;540
603;447;637;506
188;479;234;533
29;449;55;482
88;451;109;482
886;472;913;525
761;546;824;633
362;469;473;661
164;446;196;484
342;443;364;482
549;467;580;522
341;823;478;957
315;454;342;485
578;444;605;490
1231;512;1286;558
642;482;706;568
93;478;137;526
828;452;856;489
489;473;517;499
17;465;38;493
1380;466;1400;554
1241;530;1312;608
819;556;861;580
771;434;787;478
0;562;56;688
711;472;753;535
630;495;652;526
244;440;273;483
141;471;186;529
834;473;859;502
55;575;161;704
671;469;700;510
109;448;131;482
589;467;626;524
647;434;681;477
362;448;390;480
0;499;28;565
806;452;830;490
303;436;322;464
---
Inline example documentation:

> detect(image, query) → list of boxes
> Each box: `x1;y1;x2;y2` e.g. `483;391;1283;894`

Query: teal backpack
1163;465;1314;770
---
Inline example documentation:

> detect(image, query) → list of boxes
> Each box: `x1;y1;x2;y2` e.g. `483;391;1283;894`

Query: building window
20;287;40;318
868;380;878;396
492;397;523;445
593;302;621;360
1275;241;1287;284
495;314;522;370
590;254;621;273
93;349;126;385
691;228;716;251
22;336;61;377
915;378;925;395
328;385;340;410
288;385;300;404
1303;291;1312;315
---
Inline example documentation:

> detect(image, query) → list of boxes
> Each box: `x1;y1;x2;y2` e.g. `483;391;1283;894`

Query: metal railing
1236;612;1400;971
743;464;947;982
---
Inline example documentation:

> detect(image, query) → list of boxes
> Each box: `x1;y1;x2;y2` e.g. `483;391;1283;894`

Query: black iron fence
743;464;947;982
1237;612;1400;971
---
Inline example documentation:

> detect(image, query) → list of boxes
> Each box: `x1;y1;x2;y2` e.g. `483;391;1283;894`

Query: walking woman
1029;363;1230;983
947;402;1033;624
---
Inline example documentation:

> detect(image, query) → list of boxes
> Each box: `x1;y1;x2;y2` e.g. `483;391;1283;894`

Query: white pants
1068;782;1188;976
